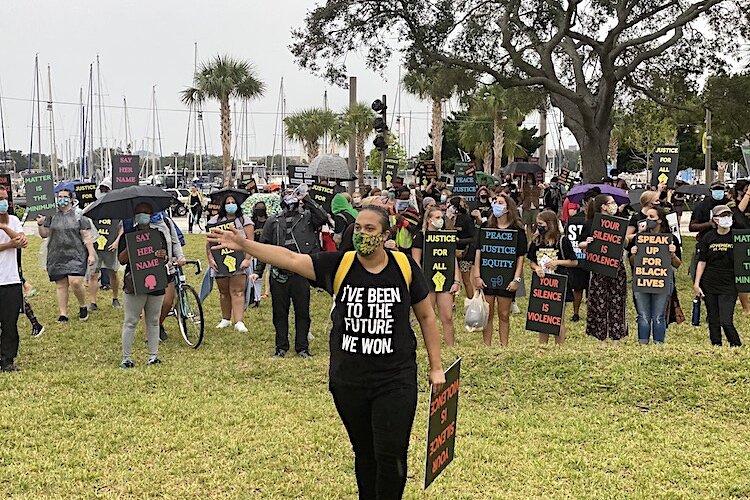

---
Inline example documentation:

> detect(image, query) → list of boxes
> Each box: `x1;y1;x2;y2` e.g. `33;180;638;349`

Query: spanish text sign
424;358;461;489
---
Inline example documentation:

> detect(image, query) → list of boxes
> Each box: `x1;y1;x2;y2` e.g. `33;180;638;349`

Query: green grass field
2;234;750;498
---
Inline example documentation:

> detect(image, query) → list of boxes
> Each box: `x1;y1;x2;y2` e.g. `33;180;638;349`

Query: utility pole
538;103;548;173
348;76;357;189
704;108;712;185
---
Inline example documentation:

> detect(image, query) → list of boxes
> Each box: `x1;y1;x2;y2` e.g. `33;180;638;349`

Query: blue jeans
633;291;670;344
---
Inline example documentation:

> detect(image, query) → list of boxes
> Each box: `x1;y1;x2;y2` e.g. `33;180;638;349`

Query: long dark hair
585;194;612;220
647;207;670;233
534;209;562;246
487;193;523;230
217;194;245;224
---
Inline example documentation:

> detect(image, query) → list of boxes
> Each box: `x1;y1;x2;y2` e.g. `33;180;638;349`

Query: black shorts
484;287;516;298
49;272;85;282
567;267;590;291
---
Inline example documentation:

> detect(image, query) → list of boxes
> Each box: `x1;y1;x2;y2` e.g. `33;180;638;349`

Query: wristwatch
514;277;522;283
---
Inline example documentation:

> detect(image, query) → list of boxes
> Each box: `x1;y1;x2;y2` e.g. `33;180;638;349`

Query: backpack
333;250;412;295
165;216;186;246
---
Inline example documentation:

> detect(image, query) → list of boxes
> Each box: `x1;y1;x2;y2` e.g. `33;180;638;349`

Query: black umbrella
675;184;710;196
82;185;175;220
209;188;250;206
503;161;545;176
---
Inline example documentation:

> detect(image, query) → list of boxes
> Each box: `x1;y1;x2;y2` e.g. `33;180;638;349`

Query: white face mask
430;218;444;230
717;216;733;228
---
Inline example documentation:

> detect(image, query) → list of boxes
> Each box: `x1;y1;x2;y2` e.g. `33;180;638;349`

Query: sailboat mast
36;55;43;171
96;55;105;177
123;96;132;153
151;85;157;179
0;85;6;170
80;87;86;178
193;42;198;178
47;64;58;180
323;90;328;155
87;64;95;179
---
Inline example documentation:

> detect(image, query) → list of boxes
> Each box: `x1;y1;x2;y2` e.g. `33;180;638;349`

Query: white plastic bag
464;289;489;332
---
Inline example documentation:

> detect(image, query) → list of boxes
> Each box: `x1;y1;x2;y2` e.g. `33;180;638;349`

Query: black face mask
646;219;658;229
253;208;267;218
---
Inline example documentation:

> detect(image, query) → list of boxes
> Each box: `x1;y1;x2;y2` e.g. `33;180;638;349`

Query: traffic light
372;95;388;152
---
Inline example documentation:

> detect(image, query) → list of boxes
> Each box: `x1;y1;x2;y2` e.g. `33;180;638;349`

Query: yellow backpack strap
333;251;357;295
392;251;412;290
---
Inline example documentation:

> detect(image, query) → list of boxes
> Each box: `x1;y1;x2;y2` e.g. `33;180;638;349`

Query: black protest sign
93;218;120;251
632;233;672;294
310;182;335;213
287;165;316;187
382;157;399;187
125;229;168;295
0;174;12;207
425;358;461;490
206;221;245;275
422;231;457;293
479;228;519;289
585;214;628;278
650;145;679;187
558;167;572;189
421;160;438;184
734;230;750;292
111;154;141;190
240;175;258;195
452;163;478;210
526;273;568;335
565;214;588;270
74;182;97;209
23;172;55;217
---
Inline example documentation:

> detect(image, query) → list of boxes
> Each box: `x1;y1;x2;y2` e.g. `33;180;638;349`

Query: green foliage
181;55;265;104
283;108;337;160
418;112;468;174
402;66;476;101
368;137;407;175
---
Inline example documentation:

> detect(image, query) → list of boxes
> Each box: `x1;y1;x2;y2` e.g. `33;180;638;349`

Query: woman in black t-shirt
207;205;444;499
694;205;741;347
447;196;477;298
527;210;578;346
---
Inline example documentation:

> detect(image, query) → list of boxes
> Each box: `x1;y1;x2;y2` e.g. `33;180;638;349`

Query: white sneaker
216;319;231;329
235;321;248;333
308;331;315;341
511;302;521;314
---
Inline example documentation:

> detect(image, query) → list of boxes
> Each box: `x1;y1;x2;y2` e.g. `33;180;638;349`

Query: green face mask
352;231;384;256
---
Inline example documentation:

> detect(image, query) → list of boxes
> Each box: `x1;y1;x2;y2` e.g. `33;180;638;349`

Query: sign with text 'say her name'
112;154;141;190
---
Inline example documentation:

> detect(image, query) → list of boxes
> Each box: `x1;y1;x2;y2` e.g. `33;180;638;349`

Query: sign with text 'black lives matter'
585;214;628;278
479;228;519;290
93;219;120;251
23;172;55;218
734;230;750;292
74;182;97;209
206;221;245;275
310;182;335;213
632;233;671;294
125;228;168;295
526;273;568;335
452;163;477;210
565;214;588;271
424;358;461;490
422;231;457;293
112;154;141;190
650;145;679;188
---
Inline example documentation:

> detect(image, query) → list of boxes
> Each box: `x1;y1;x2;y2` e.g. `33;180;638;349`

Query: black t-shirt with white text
310;250;430;388
697;229;736;295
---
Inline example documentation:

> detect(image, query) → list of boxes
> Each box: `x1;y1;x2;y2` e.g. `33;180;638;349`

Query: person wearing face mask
689;181;733;279
578;195;629;344
37;189;96;323
117;202;169;367
208;205;444;499
411;206;461;346
543;176;563;215
351;191;363;209
0;185;27;371
391;187;420;253
693;205;741;347
626;190;662;245
628;207;682;344
476;187;492;222
249;202;269;306
206;195;254;333
450;197;477;298
253;187;328;358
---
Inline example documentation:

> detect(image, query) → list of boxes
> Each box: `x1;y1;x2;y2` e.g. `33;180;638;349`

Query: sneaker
2;362;19;372
511;302;521;314
571;313;580;322
159;326;168;341
298;349;314;359
101;284;111;291
308;331;315;342
120;359;135;369
57;315;69;323
88;303;98;312
216;319;231;329
112;298;122;308
79;307;89;321
147;357;162;365
272;348;287;359
31;324;45;338
234;321;248;333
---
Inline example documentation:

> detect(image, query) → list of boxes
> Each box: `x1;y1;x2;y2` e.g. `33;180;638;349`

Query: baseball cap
710;181;726;189
711;204;731;217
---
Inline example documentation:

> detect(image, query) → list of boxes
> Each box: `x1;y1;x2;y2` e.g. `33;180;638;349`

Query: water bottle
691;297;701;326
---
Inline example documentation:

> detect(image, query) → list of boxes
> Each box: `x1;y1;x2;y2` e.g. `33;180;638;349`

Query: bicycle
169;260;205;348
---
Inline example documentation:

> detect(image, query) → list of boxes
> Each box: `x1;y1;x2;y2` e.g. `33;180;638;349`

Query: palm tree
403;67;476;175
338;103;374;188
181;55;265;187
284;108;337;162
458;111;493;170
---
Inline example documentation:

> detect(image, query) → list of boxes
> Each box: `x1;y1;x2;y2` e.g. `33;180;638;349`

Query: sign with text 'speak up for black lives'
650;145;679;188
734;230;750;292
424;357;461;490
585;214;628;278
23;172;55;218
632;233;671;294
111;154;140;190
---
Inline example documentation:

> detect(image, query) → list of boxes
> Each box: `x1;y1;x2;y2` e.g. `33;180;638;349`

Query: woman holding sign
206;195;254;333
412;206;461;346
473;194;526;347
207;205;444;499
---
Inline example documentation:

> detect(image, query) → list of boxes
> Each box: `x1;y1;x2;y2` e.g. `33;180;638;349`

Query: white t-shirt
0;215;22;285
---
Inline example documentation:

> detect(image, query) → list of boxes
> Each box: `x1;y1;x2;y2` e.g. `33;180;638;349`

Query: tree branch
623;76;699;113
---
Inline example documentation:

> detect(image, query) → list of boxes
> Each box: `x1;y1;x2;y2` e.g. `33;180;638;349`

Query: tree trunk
432;98;443;175
220;97;233;187
576;132;610;183
356;133;365;188
305;142;320;163
483;148;492;173
493;115;504;177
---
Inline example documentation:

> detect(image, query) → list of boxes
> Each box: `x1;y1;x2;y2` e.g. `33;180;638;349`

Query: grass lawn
1;234;750;498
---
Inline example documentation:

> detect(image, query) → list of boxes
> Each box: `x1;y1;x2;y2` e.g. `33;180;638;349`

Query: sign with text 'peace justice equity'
206;221;245;275
734;230;750;292
310;182;335;213
479;228;519;290
650;145;680;187
452;162;477;210
23;172;55;218
111;154;141;190
526;272;568;335
632;233;672;294
585;214;628;278
74;182;97;209
424;357;461;490
93;219;120;251
125;229;168;295
422;230;457;293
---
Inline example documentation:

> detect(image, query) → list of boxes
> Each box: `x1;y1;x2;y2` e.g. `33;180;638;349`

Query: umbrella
675;184;710;196
82;185;174;220
241;192;282;217
565;183;630;205
208;188;251;206
306;154;356;180
503;162;544;176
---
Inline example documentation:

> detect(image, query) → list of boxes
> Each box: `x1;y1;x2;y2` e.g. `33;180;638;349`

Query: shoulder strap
392;251;412;290
333;251;357;295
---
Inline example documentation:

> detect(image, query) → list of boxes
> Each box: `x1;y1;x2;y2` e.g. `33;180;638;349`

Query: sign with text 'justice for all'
23;172;55;218
632;233;671;294
424;358;461;490
310;182;335;213
206;221;245;275
526;273;568;335
585;214;628;278
422;231;457;292
734;230;750;292
125;229;168;295
94;219;120;251
479;228;518;290
74;182;97;209
112;154;141;190
650;145;679;187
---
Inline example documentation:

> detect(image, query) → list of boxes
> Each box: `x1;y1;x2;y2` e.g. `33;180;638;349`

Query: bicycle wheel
178;284;205;348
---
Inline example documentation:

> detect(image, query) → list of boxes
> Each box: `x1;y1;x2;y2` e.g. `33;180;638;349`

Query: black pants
270;273;310;352
188;206;202;232
704;292;742;347
0;284;23;364
331;380;418;500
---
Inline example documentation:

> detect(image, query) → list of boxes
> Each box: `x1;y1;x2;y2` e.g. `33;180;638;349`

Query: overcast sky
1;0;556;165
